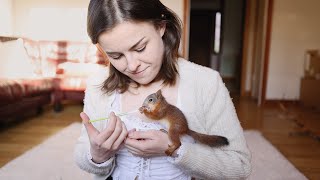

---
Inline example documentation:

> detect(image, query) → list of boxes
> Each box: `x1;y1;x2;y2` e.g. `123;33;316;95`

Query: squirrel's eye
148;98;154;102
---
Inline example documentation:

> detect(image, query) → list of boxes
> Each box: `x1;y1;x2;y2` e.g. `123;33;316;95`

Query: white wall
10;0;184;42
0;0;13;36
161;0;184;22
12;0;90;41
161;0;185;56
266;0;320;100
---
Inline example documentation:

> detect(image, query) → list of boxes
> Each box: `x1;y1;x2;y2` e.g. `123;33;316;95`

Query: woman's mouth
130;67;148;76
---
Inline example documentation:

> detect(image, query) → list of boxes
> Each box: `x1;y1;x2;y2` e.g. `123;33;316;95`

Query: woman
74;0;251;179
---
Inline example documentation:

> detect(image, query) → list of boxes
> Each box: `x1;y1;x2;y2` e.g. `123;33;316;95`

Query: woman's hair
87;0;182;94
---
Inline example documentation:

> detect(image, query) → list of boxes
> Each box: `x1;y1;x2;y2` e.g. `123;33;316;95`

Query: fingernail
80;113;86;122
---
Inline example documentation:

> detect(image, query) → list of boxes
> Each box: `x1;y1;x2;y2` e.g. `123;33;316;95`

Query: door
189;10;216;68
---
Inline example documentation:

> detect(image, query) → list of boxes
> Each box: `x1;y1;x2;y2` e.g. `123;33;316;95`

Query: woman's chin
129;76;153;85
134;78;152;85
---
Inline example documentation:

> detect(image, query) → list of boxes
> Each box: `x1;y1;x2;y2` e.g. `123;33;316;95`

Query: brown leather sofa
0;38;105;120
0;78;53;125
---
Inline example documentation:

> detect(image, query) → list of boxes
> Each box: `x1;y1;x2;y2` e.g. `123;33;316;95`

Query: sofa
0;36;105;125
0;37;53;125
0;78;53;125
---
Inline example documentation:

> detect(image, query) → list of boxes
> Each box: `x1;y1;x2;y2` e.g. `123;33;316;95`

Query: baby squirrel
139;90;229;156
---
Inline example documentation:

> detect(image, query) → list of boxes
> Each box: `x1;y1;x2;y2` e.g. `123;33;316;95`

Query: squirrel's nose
139;106;145;113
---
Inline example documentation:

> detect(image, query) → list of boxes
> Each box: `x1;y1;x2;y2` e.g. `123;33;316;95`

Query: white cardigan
74;58;251;180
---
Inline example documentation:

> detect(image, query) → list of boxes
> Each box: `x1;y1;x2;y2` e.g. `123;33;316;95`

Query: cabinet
300;78;320;108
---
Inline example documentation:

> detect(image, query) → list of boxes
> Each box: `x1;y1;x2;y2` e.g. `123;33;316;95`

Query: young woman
74;0;251;179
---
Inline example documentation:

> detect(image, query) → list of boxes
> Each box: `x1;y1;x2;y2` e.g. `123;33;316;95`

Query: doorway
188;0;246;94
189;10;216;68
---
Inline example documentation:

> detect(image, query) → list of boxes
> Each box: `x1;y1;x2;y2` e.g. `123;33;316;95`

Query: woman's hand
80;112;128;163
125;129;172;157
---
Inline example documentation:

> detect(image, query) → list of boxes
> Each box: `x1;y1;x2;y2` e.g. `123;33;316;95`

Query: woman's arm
173;71;251;179
74;125;116;176
74;89;116;177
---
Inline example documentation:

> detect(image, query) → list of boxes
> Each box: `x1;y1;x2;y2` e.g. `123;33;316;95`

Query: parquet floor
234;96;320;180
0;102;82;167
0;98;319;179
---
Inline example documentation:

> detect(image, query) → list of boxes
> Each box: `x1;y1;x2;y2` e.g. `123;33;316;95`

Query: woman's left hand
125;129;171;157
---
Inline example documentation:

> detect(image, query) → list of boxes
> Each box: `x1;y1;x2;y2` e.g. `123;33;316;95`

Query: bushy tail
188;130;229;147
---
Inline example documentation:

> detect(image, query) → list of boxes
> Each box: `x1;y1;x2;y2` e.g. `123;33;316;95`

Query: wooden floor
0;98;319;179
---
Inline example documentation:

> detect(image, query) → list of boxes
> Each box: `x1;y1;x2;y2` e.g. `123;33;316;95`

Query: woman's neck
128;80;166;95
121;77;179;113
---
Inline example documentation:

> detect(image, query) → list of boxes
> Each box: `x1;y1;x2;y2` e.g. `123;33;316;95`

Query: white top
108;92;193;180
74;58;251;180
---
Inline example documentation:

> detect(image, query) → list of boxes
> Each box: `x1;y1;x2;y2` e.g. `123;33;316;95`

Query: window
214;12;221;54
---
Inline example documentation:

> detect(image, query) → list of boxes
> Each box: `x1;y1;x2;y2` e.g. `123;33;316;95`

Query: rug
0;123;92;180
0;123;307;180
245;130;307;180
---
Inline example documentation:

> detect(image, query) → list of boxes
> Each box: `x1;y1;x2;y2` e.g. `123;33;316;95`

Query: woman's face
98;21;166;85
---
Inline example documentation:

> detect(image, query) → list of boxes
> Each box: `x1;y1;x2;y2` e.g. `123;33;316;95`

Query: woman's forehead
98;21;156;51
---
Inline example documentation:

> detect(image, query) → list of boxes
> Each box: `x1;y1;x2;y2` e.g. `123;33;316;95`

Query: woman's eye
110;55;122;60
136;46;146;52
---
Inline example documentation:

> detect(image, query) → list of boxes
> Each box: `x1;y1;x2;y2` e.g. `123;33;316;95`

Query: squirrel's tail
187;130;229;147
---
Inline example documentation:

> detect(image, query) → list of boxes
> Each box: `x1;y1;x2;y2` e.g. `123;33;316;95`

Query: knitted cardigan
74;58;251;180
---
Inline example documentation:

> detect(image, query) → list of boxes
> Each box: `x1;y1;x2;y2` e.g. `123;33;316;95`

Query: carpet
0;123;307;180
245;130;307;180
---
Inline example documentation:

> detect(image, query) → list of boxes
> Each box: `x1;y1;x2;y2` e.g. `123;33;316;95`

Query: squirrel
139;90;229;156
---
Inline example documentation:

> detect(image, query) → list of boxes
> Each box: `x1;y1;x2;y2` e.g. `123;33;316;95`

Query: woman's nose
126;54;141;72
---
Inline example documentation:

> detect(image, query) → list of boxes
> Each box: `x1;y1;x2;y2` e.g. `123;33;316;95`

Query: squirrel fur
139;90;229;156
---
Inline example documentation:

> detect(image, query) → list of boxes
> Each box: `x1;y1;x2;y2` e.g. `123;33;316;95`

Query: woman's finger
125;143;144;155
98;112;118;141
110;122;128;149
128;130;156;140
80;112;99;138
101;117;124;149
126;143;163;157
125;138;146;150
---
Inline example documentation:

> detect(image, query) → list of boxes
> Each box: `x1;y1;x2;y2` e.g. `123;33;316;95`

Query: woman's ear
158;22;166;38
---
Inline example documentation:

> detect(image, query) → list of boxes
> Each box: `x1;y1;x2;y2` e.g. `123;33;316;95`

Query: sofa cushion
17;79;53;96
0;79;24;103
0;79;53;106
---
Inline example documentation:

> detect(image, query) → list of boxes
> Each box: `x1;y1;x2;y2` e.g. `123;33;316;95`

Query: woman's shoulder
177;57;221;82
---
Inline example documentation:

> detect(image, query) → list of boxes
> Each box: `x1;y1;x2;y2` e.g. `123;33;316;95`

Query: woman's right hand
80;112;128;163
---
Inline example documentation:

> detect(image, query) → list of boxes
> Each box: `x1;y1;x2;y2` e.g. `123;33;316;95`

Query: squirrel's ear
156;89;162;97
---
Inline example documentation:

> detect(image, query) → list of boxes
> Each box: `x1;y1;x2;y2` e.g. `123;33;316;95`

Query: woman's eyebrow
129;37;146;50
105;37;146;54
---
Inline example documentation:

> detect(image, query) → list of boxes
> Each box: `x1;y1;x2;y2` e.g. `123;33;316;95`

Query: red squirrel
139;90;229;156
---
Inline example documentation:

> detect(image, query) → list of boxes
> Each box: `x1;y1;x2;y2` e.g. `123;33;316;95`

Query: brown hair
87;0;182;94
